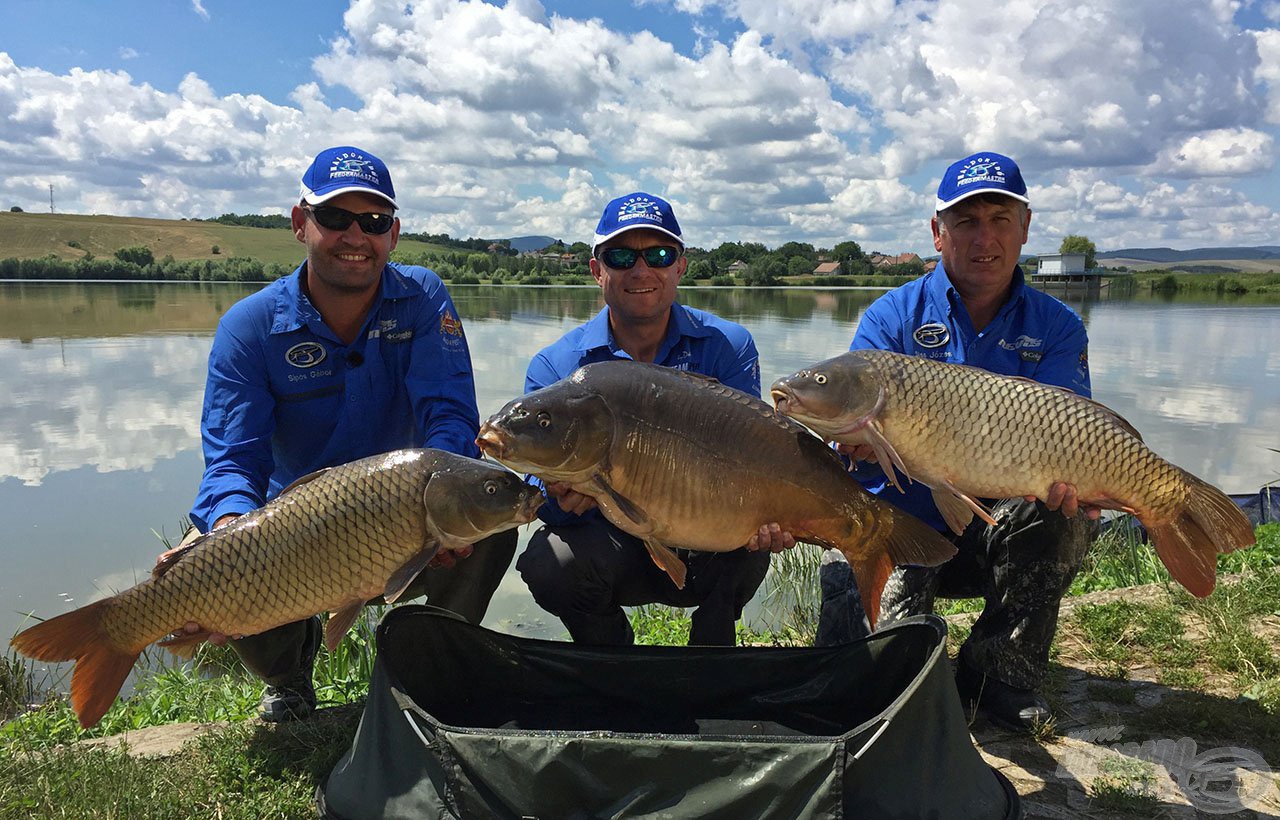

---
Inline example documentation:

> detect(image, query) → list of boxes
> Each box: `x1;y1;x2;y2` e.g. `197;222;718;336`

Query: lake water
2;281;1278;653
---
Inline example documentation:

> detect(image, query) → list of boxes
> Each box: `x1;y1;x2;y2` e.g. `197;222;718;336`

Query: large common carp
770;349;1255;597
10;449;543;728
476;360;956;626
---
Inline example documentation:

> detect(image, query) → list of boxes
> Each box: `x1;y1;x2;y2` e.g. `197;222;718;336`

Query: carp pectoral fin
865;421;911;493
277;466;334;496
383;541;441;604
931;488;975;534
934;482;996;531
592;475;651;528
644;539;688;589
849;552;894;629
325;601;365;652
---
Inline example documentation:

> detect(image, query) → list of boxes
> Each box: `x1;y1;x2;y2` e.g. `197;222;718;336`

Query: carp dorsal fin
152;525;206;580
325;601;366;652
1007;377;1144;442
591;474;651;528
383;539;441;603
643;538;688;589
278;466;334;496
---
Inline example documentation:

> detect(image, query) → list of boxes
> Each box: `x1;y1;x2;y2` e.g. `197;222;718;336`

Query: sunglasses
597;245;681;270
303;205;396;235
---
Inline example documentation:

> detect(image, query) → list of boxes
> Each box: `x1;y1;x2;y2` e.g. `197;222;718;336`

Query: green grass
0;211;455;269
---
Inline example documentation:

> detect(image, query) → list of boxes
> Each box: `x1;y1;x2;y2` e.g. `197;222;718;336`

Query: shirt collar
270;262;413;335
929;262;1028;317
575;301;711;354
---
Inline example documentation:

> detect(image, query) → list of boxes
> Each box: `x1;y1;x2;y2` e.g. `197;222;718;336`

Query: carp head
422;459;544;548
770;351;885;440
476;381;616;482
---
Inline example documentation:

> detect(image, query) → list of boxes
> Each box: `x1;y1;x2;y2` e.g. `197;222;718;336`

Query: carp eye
537;412;552;428
815;373;828;385
483;480;498;495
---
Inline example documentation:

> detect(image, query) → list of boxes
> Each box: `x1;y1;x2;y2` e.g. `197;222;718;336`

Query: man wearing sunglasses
515;192;794;646
168;146;516;722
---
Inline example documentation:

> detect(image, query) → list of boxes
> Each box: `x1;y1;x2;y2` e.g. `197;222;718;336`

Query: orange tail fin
9;599;139;728
1143;472;1256;598
836;509;956;629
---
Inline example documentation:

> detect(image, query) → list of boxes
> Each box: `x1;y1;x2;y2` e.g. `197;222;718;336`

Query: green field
0;211;455;268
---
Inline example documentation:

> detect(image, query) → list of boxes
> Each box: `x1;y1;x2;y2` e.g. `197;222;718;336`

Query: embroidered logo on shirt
998;334;1043;351
912;323;950;349
439;311;463;337
285;341;327;368
1020;350;1044;363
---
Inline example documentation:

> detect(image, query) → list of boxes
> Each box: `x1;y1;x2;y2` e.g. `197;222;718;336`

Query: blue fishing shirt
525;302;761;526
189;262;479;532
850;264;1091;531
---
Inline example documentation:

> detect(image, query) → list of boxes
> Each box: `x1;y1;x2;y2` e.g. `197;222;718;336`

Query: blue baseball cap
935;151;1028;212
592;192;683;251
300;146;397;209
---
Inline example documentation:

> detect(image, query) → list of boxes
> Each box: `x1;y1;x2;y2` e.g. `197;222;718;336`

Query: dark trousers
816;499;1095;689
232;529;518;686
516;517;771;646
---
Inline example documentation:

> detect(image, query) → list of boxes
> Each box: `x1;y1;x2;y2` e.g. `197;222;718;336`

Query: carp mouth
475;423;508;459
769;387;797;414
516;488;545;522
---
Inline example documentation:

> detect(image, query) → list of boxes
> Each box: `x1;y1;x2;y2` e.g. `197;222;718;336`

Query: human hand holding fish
546;481;598;515
745;522;797;553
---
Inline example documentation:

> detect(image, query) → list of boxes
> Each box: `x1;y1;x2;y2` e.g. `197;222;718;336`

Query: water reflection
2;282;1278;650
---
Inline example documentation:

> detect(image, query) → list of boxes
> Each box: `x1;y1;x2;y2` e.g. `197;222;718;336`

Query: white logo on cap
328;151;379;184
956;157;1005;188
617;195;663;224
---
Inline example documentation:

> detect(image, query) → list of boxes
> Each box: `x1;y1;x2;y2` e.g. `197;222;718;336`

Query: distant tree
774;241;816;261
687;259;714;280
9;206;22;213
787;255;813;278
831;240;873;275
1060;235;1097;270
114;245;154;267
211;245;221;255
743;256;785;286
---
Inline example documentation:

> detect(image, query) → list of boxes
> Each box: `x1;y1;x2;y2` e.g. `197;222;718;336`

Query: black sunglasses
597;245;681;270
303;205;396;235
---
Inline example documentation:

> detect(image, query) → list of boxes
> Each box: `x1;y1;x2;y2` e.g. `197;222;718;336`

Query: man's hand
427;543;474;569
745;522;797;553
1028;482;1102;520
547;481;597;515
835;442;876;467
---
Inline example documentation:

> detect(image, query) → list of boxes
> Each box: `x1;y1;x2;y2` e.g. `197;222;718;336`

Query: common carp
476;360;956;626
770;349;1255;597
10;449;543;728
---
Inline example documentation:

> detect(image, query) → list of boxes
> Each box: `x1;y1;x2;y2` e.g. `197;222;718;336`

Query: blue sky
5;0;1280;254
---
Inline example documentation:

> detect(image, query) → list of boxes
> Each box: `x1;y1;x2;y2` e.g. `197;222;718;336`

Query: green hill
0;211;456;267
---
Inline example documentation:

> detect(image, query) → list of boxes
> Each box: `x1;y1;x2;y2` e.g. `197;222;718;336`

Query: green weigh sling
318;606;1019;819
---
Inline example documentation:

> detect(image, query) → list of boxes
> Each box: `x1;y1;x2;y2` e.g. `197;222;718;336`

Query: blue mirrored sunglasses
597;245;681;270
304;205;396;235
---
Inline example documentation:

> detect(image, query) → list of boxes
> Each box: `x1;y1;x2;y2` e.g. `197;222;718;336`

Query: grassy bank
3;523;1278;817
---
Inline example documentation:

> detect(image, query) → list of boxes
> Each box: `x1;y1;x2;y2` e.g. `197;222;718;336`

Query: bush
8;206;21;213
211;245;220;255
113;246;154;267
709;274;735;287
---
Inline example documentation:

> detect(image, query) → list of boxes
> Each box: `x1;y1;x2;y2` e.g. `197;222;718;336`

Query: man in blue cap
816;151;1099;731
163;145;516;721
515;192;793;646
